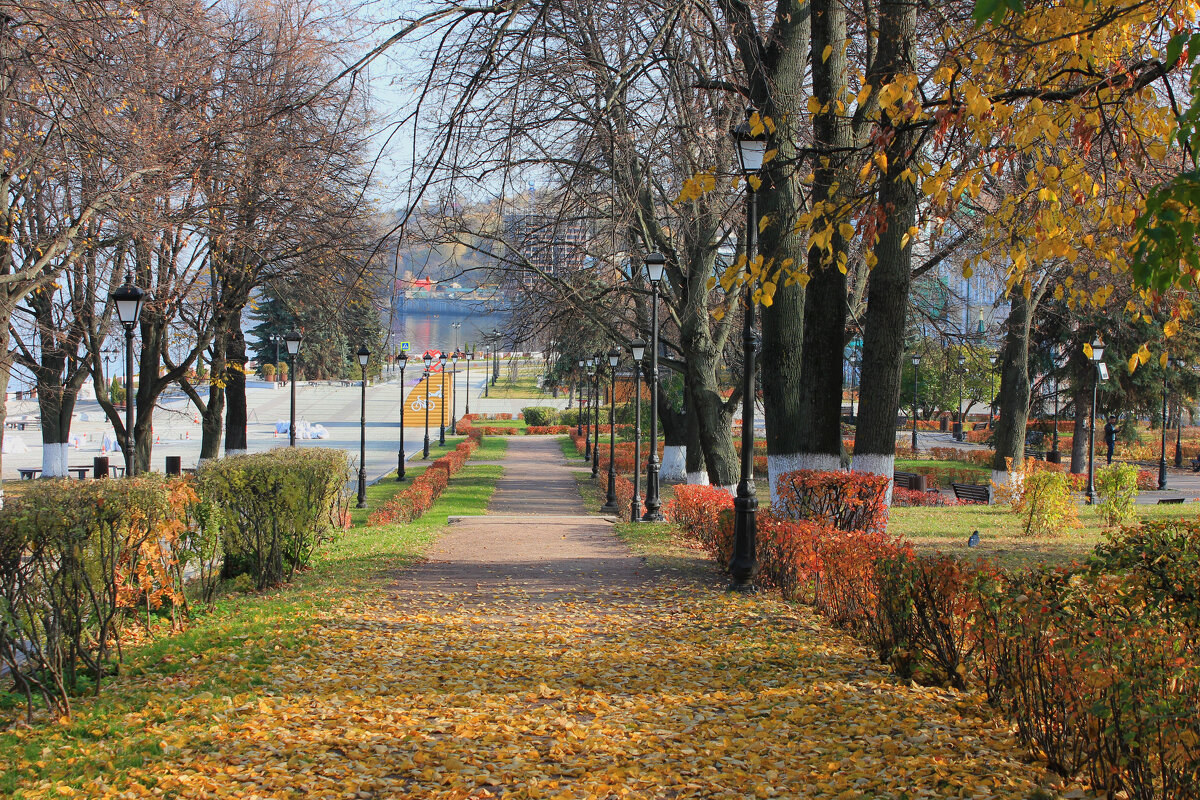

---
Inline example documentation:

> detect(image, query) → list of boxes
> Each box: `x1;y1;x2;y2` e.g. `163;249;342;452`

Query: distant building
502;213;589;288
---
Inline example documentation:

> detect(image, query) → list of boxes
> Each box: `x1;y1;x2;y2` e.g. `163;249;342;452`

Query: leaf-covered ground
2;438;1073;798
8;585;1065;799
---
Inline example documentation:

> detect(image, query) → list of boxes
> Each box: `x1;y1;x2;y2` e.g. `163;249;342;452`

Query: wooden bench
951;482;992;504
893;471;930;493
1157;497;1186;505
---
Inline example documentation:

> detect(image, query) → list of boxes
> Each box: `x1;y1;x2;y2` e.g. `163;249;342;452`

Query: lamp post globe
111;274;147;477
1086;339;1106;504
397;351;408;481
285;331;301;447
727;105;768;592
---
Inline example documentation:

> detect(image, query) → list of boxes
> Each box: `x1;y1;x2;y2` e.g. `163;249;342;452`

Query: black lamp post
1175;357;1187;468
464;351;472;416
422;352;433;458
956;352;966;440
1087;338;1106;504
728;106;766;590
1160;363;1170;491
357;345;370;508
911;353;922;453
591;351;602;479
396;351;408;481
630;338;646;522
988;354;997;429
285;331;301;447
438;352;448;446
1049;347;1061;461
576;359;586;436
112;273;147;477
449;352;459;435
584;358;595;461
642;252;666;522
483;348;490;397
601;346;621;512
491;329;501;385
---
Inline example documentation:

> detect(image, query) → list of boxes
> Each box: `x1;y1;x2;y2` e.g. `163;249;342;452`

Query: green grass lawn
471;418;528;429
890;501;1200;570
0;443;507;792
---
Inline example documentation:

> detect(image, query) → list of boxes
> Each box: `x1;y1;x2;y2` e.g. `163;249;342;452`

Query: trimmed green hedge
199;448;350;589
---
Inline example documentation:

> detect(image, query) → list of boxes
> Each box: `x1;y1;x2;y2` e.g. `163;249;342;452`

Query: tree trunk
224;315;249;454
0;314;12;506
991;289;1033;483
720;0;811;505
688;350;738;488
1070;381;1090;474
684;387;708;484
852;0;919;499
658;384;687;482
794;0;852;484
199;318;227;460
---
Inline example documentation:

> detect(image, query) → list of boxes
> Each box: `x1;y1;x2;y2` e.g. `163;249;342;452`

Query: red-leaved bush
368;439;478;526
665;484;735;563
773;469;889;532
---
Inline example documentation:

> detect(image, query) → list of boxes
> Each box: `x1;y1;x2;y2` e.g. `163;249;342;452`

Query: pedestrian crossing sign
400;341;411;351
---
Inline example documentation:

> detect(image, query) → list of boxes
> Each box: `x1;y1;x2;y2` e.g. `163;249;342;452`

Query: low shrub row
367;439;480;526
0;448;350;720
669;475;1200;798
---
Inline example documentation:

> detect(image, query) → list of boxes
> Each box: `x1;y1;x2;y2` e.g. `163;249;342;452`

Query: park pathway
89;436;1068;799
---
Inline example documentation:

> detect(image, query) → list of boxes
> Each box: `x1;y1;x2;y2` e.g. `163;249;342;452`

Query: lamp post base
1158;458;1168;491
356;468;367;509
600;469;619;513
397;451;406;482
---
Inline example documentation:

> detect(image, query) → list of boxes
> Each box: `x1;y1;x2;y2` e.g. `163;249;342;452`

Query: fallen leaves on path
12;583;1061;799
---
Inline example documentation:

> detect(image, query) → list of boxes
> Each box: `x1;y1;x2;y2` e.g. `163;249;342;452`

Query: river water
390;310;514;357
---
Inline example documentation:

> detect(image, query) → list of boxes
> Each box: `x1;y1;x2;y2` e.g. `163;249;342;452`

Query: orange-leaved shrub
773;469;889;532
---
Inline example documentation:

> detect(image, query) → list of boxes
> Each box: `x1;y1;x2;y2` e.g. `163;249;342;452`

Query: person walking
1104;415;1120;465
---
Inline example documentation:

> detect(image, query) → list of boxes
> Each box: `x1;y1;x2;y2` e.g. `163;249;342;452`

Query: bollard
165;455;182;475
94;455;110;479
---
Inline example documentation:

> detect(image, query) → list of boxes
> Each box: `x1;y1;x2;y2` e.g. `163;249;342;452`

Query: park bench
950;482;992;504
893;471;932;493
1157;497;1186;505
19;466;90;480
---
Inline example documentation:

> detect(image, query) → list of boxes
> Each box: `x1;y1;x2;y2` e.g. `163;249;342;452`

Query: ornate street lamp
1174;357;1187;468
422;352;433;458
728;106;767;590
449;351;460;435
988;354;998;429
112;274;147;476
584;358;595;461
490;329;501;385
285;331;301;447
465;350;473;416
601;347;621;512
577;359;586;436
396;351;408;481
1087;338;1106;504
591;351;603;479
956;352;966;441
641;252;667;522
438;352;448;446
911;353;922;453
356;346;370;508
483;347;490;397
629;338;646;522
